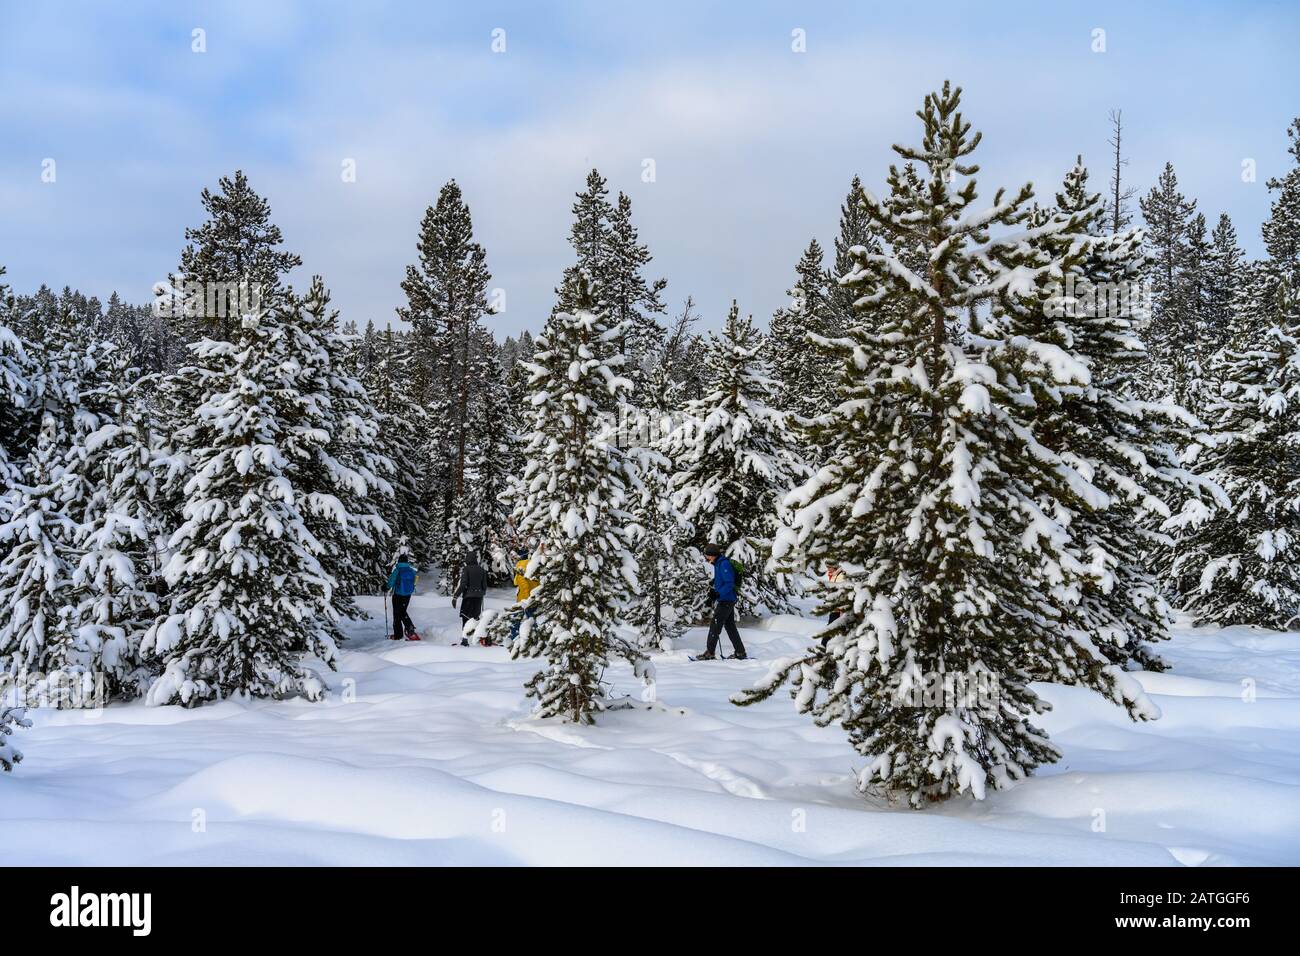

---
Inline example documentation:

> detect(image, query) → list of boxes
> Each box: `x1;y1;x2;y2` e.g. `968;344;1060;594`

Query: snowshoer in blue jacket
697;543;747;660
385;555;419;641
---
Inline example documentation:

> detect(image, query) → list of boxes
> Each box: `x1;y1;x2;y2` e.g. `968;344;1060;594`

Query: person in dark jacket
697;543;747;660
453;552;489;644
384;554;418;641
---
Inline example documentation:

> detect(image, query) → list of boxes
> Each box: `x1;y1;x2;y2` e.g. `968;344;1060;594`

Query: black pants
392;594;414;638
706;600;746;657
460;595;483;627
823;610;841;647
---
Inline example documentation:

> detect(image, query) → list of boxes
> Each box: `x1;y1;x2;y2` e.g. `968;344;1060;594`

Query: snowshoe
405;631;422;642
690;651;716;661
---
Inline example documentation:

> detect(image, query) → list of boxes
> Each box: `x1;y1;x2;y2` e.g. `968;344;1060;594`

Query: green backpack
728;558;745;593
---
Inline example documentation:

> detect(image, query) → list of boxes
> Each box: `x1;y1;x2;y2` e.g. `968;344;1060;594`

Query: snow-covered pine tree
363;327;429;567
503;343;533;413
553;170;668;413
625;362;697;650
1018;157;1215;672
1250;117;1300;324
666;301;806;618
661;296;707;404
1206;213;1247;351
58;347;161;699
1168;119;1300;616
357;319;379;380
285;277;393;617
604;191;668;393
506;279;647;723
554;170;615;316
766;239;834;426
1170;286;1300;628
0;266;36;497
0;304;108;688
737;83;1159;807
1139;162;1199;403
446;329;515;580
398;180;494;586
175;170;302;343
11;284;60;342
0;414;77;679
828;176;883;334
1178;212;1218;417
143;308;339;706
0;703;30;771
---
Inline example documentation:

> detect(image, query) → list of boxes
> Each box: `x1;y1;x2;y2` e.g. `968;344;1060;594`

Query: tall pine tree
738;83;1159;807
1139;162;1198;403
398;181;494;583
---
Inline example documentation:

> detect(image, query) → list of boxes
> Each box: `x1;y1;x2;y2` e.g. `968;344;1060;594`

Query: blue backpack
393;564;417;597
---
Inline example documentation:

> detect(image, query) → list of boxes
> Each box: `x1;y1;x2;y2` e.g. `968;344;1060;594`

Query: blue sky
1;0;1297;338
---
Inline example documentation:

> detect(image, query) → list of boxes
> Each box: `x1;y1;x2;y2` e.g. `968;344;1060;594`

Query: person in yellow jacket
511;549;539;641
514;550;538;602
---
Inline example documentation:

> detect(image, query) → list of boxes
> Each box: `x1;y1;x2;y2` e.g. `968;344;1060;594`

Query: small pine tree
766;239;835;426
1206;213;1247;353
666;302;807;618
828;176;883;334
661;297;707;403
0;704;30;771
506;281;648;723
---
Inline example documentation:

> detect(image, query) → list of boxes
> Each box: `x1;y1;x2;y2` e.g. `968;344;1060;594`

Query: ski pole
384;591;390;640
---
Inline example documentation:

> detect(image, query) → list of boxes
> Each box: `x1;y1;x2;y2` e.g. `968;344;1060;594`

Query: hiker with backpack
452;552;489;645
696;543;747;661
384;554;420;641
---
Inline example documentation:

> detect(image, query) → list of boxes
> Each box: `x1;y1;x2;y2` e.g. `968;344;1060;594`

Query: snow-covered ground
4;591;1298;866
